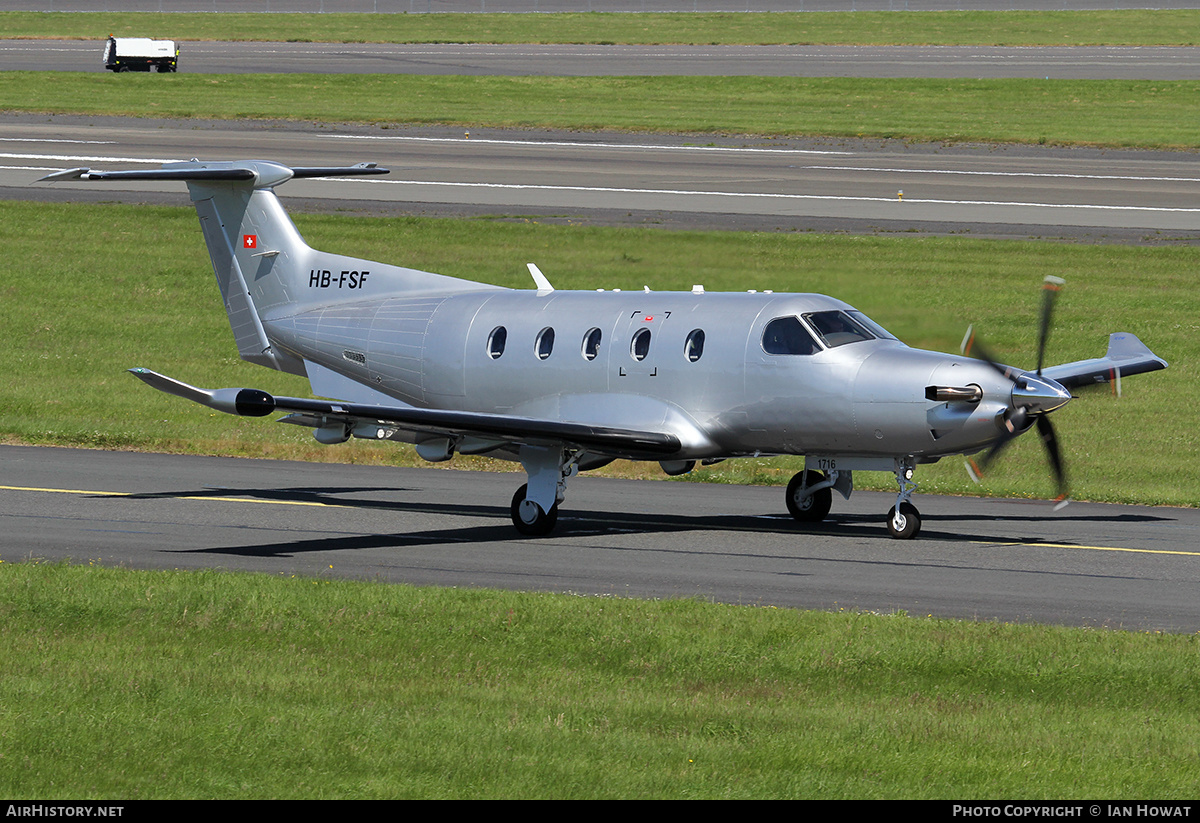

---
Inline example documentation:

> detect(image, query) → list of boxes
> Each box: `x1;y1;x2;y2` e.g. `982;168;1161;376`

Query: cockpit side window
802;310;875;348
762;316;818;355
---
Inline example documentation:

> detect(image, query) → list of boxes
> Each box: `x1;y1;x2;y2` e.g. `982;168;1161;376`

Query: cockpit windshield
846;310;898;342
802;310;877;348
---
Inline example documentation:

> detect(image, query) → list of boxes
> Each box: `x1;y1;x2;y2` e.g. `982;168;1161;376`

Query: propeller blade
1037;275;1064;375
965;424;1021;485
976;412;1026;474
969;410;1067;501
962;327;1020;383
965;278;1070;507
1036;414;1069;503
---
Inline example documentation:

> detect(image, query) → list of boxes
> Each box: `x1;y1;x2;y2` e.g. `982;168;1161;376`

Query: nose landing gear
887;460;921;539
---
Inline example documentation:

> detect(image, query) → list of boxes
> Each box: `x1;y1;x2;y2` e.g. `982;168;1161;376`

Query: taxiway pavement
3;445;1198;632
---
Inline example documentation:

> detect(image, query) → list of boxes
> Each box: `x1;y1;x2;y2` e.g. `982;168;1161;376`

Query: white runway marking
328;175;1200;216
325;133;854;156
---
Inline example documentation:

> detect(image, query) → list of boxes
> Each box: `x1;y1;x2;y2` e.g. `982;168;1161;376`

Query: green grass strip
0;561;1197;798
5;72;1199;149
7;10;1200;46
1;201;1191;506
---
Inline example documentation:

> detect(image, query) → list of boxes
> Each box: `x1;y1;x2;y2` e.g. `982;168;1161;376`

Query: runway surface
8;40;1200;79
4;445;1199;632
6;113;1200;240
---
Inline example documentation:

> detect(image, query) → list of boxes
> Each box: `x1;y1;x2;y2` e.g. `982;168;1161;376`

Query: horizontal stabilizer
1042;333;1168;389
40;167;255;183
290;165;390;178
130;368;682;459
39;161;388;188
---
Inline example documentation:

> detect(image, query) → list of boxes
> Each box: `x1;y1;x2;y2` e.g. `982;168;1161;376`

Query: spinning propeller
961;276;1073;506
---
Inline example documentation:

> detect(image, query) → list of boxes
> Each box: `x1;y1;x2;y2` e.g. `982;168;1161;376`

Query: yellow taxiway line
0;484;346;508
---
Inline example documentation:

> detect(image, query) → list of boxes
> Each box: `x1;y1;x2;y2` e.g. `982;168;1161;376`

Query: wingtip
37;167;90;183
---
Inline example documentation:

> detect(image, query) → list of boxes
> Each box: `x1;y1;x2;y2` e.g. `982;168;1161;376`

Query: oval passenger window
487;326;507;359
631;327;652;361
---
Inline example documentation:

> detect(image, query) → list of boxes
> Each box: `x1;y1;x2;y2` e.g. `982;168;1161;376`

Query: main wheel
510;484;559;536
786;470;832;523
886;502;921;539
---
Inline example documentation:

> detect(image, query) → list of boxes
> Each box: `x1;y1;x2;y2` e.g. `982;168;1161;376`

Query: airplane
41;159;1168;539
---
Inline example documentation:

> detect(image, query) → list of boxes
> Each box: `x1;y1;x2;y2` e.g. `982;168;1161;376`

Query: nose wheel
886;502;921;539
887;460;921;539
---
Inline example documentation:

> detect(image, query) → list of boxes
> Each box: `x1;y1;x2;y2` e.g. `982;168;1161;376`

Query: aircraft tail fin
41;160;491;376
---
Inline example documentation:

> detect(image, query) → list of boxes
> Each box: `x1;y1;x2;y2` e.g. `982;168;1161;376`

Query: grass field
1;562;1197;799
5;72;1199;149
6;9;1200;46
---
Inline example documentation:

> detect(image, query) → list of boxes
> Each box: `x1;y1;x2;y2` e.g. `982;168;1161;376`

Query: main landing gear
785;458;923;539
511;483;558;536
509;445;579;536
786;470;833;522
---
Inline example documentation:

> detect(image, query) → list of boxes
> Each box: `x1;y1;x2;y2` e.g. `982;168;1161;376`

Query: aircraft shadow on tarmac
102;484;1176;560
171;517;1165;591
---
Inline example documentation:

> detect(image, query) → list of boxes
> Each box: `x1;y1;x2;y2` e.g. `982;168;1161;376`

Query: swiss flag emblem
243;234;257;249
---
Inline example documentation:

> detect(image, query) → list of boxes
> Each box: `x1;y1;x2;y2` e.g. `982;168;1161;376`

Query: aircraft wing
1041;332;1168;389
129;368;681;459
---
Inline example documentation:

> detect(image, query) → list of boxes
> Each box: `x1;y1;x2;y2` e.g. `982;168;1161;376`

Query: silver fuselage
263;288;1014;463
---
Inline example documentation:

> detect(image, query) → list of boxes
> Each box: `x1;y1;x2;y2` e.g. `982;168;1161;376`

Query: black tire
786;470;832;523
510;483;559;536
886;502;921;539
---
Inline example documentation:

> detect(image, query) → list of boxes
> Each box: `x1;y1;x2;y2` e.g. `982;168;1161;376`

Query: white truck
103;36;178;73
